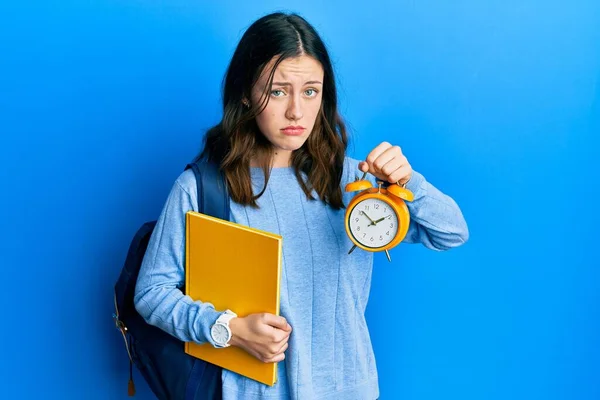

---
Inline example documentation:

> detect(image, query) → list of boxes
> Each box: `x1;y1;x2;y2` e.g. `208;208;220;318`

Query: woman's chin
275;136;309;151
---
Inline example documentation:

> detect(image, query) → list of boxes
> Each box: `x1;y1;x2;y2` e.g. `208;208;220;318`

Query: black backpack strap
186;157;230;221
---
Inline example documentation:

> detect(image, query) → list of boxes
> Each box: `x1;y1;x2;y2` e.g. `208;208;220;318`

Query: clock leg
384;250;391;262
348;245;357;255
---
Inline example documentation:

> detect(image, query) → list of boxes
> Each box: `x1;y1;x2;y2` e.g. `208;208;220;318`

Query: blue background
1;1;599;399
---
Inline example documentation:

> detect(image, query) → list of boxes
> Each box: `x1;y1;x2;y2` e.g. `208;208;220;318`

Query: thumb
358;161;369;173
264;313;290;331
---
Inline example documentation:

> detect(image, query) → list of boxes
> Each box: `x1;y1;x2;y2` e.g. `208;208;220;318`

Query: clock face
211;324;230;345
348;197;399;249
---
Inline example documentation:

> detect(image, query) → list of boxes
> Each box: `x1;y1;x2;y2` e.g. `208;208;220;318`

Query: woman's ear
242;99;250;108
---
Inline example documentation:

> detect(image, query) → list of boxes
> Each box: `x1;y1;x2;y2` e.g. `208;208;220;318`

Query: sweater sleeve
400;170;469;250
344;157;469;251
133;170;222;345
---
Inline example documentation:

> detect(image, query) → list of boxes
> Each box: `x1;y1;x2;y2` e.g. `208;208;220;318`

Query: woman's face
250;55;324;164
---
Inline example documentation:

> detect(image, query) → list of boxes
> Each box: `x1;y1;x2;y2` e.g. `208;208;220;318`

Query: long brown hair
198;12;348;209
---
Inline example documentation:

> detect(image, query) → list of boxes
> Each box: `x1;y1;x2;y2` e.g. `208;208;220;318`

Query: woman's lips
281;127;306;136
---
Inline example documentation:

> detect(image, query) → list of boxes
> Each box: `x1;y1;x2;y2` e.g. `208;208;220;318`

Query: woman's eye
271;90;285;97
305;89;318;97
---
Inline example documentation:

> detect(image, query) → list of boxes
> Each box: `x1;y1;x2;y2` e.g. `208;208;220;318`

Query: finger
365;142;392;170
388;164;412;184
266;338;289;359
379;155;406;178
371;145;401;173
266;340;286;358
264;352;286;363
277;341;289;355
273;329;291;343
358;161;369;173
282;321;292;332
262;313;290;331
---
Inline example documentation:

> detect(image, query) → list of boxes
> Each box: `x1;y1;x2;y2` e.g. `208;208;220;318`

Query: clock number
363;233;366;238
390;223;394;228
357;226;360;231
355;218;359;222
379;235;383;241
364;205;369;211
387;215;392;220
370;237;374;242
374;204;379;209
386;231;390;236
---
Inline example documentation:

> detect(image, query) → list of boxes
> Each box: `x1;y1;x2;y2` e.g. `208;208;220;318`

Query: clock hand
360;211;377;226
373;217;386;225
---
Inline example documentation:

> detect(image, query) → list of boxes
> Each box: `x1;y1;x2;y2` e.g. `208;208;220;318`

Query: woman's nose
285;96;303;121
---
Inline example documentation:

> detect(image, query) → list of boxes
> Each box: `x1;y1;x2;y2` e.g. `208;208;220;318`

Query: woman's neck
250;150;292;168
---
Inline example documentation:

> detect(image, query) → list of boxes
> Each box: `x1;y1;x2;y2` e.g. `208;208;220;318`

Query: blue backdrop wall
1;1;599;399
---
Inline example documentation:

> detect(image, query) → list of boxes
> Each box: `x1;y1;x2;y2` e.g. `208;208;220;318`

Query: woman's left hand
358;142;413;185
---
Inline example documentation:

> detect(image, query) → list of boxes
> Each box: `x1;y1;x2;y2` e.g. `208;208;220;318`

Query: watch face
348;197;399;248
211;323;230;345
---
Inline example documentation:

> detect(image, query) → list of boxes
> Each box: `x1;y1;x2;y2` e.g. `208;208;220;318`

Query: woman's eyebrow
271;80;323;86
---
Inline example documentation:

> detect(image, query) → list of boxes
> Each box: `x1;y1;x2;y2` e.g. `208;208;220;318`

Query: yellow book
184;211;283;386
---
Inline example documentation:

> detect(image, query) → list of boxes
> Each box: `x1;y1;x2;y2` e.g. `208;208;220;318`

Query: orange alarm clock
344;171;414;261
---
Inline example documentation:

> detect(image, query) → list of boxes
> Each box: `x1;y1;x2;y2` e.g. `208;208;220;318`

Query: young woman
134;12;468;400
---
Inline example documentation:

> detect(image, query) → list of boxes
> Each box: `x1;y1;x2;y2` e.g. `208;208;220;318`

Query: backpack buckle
113;312;127;333
113;291;136;396
113;291;133;364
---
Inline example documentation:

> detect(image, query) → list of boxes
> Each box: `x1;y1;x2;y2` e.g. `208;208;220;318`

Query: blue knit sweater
134;156;468;399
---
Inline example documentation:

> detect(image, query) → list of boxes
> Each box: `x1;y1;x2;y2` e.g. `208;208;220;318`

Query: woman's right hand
228;313;292;363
